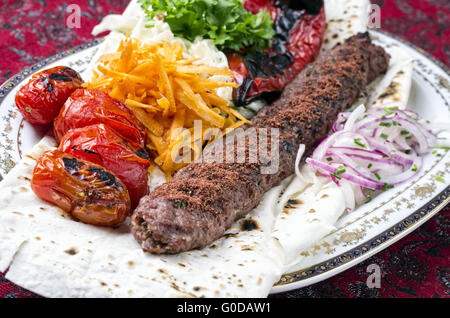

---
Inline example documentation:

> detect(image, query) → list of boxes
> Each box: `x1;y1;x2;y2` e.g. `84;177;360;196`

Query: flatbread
0;0;411;298
321;0;370;51
0;136;286;297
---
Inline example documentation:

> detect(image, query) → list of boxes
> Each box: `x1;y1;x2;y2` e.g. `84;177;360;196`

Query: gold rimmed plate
0;31;448;295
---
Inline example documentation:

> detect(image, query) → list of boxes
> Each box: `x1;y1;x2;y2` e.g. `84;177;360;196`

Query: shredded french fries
85;37;249;176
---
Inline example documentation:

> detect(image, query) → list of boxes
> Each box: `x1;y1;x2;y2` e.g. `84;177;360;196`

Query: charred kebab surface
131;33;390;254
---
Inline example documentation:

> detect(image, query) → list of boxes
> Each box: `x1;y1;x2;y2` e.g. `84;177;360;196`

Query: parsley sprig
138;0;275;51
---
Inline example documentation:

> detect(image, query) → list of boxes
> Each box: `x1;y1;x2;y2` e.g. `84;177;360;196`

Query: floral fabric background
0;0;448;298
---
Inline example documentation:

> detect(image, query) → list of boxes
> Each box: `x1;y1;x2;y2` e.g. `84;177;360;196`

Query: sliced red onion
303;102;442;192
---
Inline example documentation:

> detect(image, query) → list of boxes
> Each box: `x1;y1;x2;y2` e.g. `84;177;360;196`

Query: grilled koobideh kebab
131;33;390;253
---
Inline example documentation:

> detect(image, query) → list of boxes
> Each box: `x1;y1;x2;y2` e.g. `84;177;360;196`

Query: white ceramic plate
0;30;448;295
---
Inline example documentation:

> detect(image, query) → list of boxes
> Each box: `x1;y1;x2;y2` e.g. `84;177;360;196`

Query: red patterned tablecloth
0;0;448;298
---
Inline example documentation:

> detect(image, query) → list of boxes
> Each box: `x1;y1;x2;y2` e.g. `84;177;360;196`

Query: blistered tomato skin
53;89;147;146
15;66;83;125
31;150;131;227
58;124;150;208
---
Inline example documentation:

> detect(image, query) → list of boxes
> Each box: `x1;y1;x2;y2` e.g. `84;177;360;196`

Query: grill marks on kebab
131;33;390;254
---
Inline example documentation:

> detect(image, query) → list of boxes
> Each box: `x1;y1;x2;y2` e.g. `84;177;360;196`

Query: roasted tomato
15;66;83;124
59;124;150;208
230;0;326;104
31;150;131;226
53;89;146;146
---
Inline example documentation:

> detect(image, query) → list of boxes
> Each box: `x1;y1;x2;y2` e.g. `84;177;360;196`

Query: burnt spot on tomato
240;218;260;231
62;67;83;81
40;77;54;92
49;73;74;82
62;157;85;174
87;166;122;188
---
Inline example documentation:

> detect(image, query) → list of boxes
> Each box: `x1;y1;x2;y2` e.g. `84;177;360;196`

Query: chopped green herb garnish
404;149;411;154
326;157;333;162
383;107;394;115
332;168;346;179
405;135;412;140
400;130;409;135
380;133;388;140
354;139;366;148
382;184;394;191
435;146;450;150
412;164;418;172
379;122;391;127
368;163;373;168
435;176;445;183
426;120;430;124
139;0;275;51
374;172;381;180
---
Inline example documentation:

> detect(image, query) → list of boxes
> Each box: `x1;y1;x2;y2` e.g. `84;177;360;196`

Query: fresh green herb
404;149;411;154
380;133;388;140
326;157;333;162
435;146;450;150
332;168;346;180
435;176;445;183
382;183;394;191
354;139;366;148
138;0;275;51
383;107;394;115
405;135;412;140
400;130;409;135
412;164;418;172
367;163;373;168
379;122;391;127
374;172;381;180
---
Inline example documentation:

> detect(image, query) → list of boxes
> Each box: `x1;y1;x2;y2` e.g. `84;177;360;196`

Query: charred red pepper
229;0;326;104
58;124;150;208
